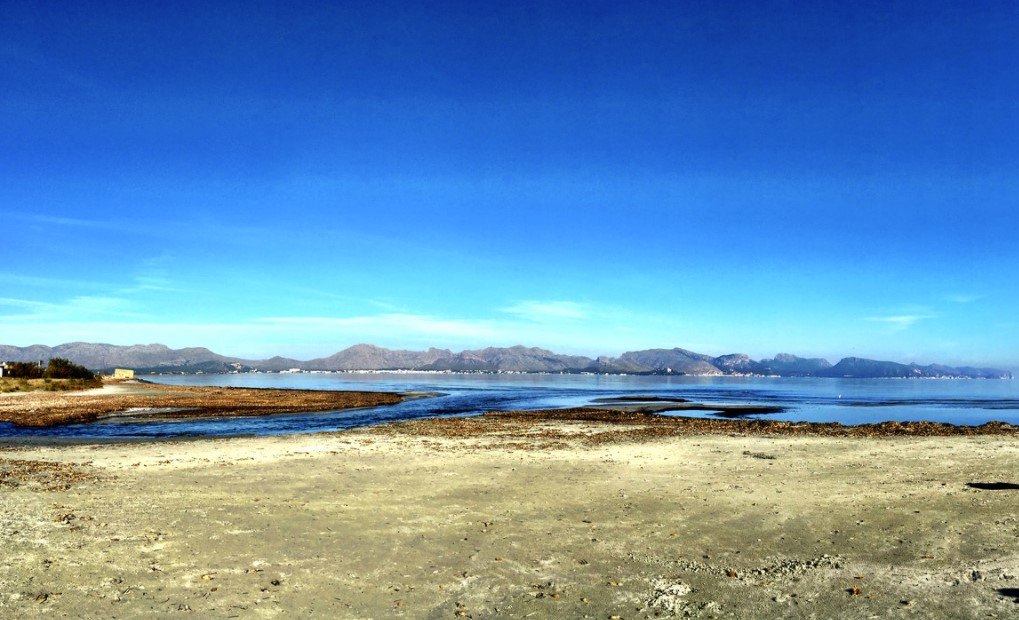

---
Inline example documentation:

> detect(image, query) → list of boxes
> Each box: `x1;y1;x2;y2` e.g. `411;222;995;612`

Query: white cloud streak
255;313;504;341
945;294;982;304
501;300;587;321
865;314;935;330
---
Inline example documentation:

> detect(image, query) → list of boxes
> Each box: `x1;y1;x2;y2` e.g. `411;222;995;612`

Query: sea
1;373;1017;441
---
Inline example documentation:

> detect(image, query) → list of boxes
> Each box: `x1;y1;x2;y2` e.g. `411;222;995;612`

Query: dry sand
1;412;1017;619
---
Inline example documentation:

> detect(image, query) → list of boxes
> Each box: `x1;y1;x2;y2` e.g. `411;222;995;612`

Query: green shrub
43;358;98;380
5;362;43;379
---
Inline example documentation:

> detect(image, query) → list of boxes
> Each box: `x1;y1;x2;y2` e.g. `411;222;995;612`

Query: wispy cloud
0;293;144;321
0;306;663;358
247;283;401;312
255;313;503;341
0;297;55;310
0;272;111;290
2;212;135;231
502;300;587;321
865;314;935;330
945;293;982;304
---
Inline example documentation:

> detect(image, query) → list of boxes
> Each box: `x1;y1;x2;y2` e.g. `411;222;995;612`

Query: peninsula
0;380;402;428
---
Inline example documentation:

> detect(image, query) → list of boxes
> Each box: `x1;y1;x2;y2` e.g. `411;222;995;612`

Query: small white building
0;362;7;378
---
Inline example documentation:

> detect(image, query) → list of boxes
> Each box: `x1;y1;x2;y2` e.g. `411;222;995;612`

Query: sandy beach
2;405;1017;619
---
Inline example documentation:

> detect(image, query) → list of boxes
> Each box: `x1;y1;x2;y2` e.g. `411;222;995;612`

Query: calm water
2;373;1017;441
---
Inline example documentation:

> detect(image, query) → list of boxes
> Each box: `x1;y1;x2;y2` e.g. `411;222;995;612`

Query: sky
2;0;1017;367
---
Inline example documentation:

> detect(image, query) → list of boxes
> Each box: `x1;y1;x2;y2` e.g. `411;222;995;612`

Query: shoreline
1;378;1016;440
1;406;1014;449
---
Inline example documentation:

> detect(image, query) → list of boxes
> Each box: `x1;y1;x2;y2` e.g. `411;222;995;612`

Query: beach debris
997;588;1019;604
370;408;1018;447
645;578;692;615
966;482;1019;490
1;459;100;491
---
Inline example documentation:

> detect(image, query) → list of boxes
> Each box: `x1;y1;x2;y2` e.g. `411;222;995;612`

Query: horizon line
1;340;1014;372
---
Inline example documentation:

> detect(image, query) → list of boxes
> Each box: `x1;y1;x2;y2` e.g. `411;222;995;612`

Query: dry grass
0;377;103;394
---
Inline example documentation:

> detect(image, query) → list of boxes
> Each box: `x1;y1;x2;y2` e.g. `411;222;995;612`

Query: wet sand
1;408;1016;618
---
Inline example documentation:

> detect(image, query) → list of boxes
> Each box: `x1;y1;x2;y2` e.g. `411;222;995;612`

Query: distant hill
818;357;1012;379
0;342;1011;379
304;344;452;371
0;342;243;374
712;353;760;374
756;353;833;376
615;348;723;375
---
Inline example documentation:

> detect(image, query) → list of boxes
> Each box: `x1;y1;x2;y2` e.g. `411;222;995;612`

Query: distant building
0;362;7;378
113;368;135;379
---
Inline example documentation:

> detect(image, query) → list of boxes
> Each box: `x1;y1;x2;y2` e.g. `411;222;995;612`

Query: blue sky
2;1;1017;367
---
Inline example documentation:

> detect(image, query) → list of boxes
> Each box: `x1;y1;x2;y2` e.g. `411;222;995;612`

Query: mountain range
0;342;1012;379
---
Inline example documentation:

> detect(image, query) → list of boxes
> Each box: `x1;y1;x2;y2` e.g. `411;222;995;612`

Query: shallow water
1;373;1016;441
